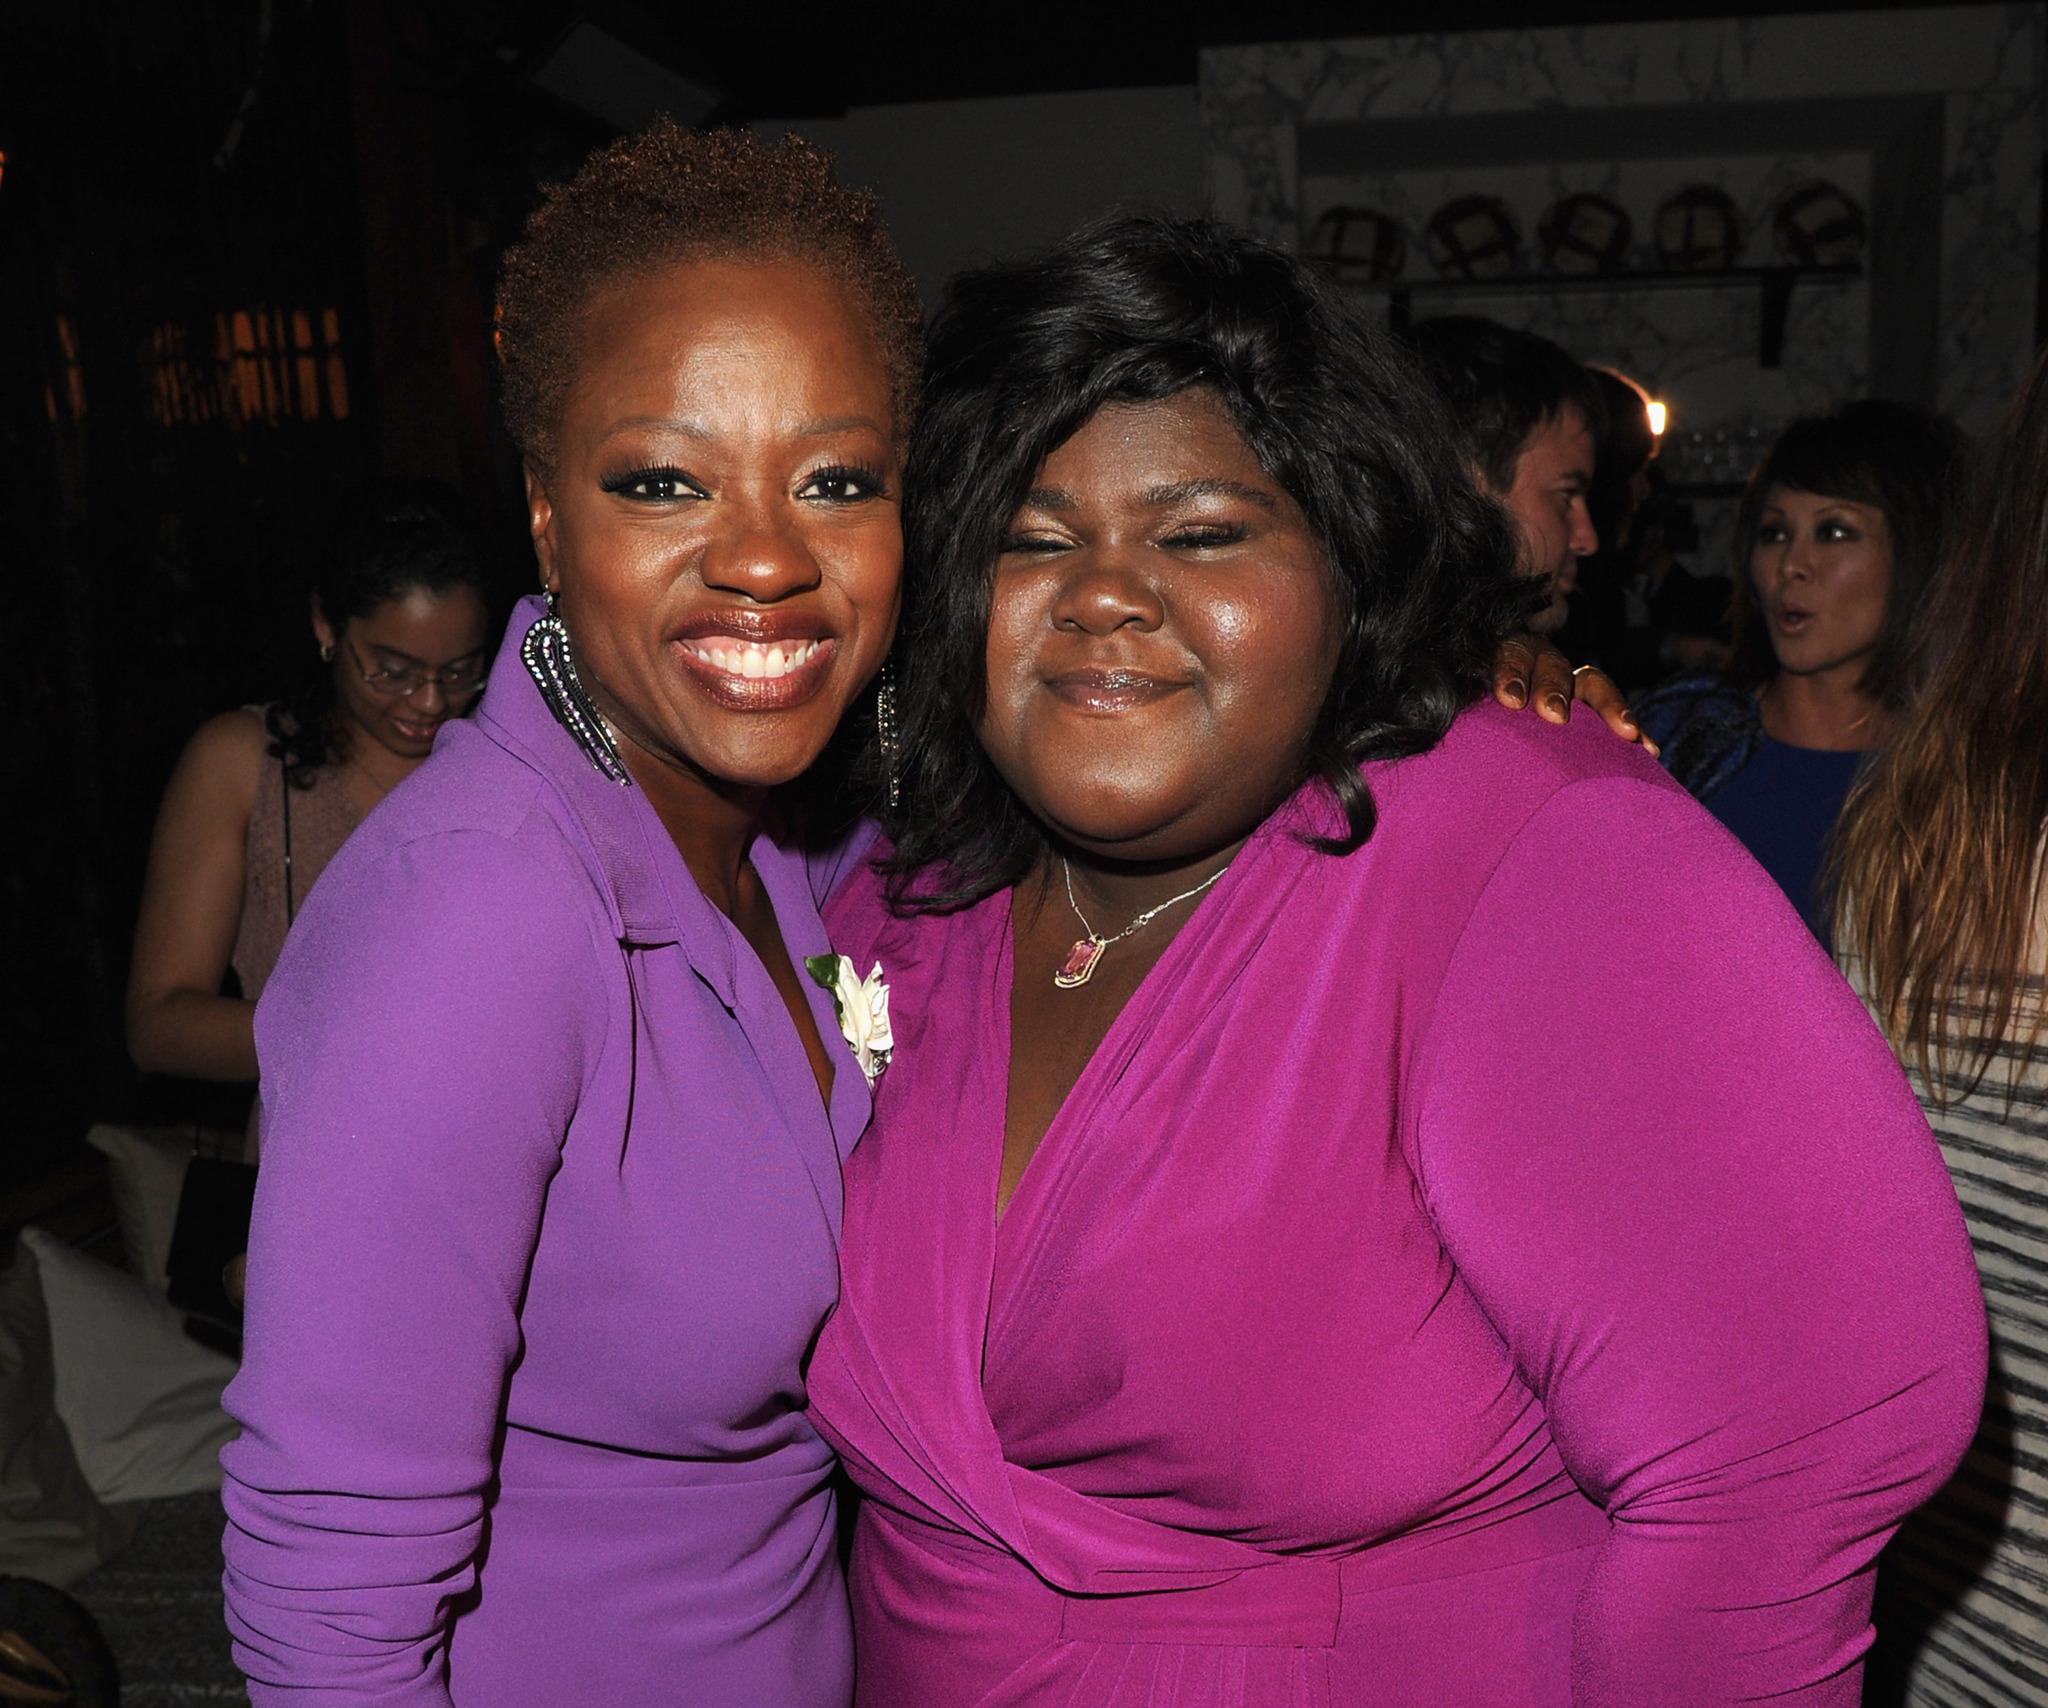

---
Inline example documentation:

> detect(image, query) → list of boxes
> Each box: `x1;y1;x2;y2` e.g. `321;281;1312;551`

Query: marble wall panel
1303;150;1873;456
1203;6;2043;433
1938;35;2044;423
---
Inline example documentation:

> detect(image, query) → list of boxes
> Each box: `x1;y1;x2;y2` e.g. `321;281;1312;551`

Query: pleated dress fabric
221;598;871;1707
809;700;1988;1708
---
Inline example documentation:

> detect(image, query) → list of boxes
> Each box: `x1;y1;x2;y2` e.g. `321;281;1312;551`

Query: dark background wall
3;4;378;1181
0;0;1984;1191
0;2;548;1187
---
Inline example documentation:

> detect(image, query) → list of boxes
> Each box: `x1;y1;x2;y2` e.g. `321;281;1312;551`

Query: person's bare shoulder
165;708;270;820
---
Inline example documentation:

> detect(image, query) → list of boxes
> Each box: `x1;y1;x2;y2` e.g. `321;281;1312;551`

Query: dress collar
475;596;748;997
476;598;870;1158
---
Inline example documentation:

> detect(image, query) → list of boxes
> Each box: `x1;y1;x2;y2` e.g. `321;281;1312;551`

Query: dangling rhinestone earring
521;590;631;785
875;659;901;811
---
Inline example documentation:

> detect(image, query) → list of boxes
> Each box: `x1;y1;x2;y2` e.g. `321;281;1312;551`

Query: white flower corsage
804;954;893;1086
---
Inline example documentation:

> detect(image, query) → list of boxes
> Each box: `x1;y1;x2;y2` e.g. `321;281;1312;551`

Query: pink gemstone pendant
1054;936;1106;989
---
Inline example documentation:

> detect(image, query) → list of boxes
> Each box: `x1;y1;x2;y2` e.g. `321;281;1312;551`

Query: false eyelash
599;465;700;497
807;461;890;495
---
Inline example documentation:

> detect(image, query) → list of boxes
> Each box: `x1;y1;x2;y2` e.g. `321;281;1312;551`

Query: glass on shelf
1661;414;1777;488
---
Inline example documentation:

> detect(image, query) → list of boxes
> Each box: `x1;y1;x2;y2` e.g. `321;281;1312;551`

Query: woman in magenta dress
804;214;1987;1705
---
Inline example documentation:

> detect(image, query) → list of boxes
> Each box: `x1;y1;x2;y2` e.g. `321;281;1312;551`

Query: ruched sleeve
1412;776;1986;1705
220;820;610;1707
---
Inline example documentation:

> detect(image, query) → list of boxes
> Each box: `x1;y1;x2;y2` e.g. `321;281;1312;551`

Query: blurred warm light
148;307;347;427
53;316;86;421
0;151;9;192
323;307;349;418
1590;363;1661;445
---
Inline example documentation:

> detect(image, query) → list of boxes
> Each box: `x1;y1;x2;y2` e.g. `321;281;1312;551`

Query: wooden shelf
1342;264;1863;368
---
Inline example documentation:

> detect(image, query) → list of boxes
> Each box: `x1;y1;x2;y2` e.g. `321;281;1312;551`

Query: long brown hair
1830;357;2048;1103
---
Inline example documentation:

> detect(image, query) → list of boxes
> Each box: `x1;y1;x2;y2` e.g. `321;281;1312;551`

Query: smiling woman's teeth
688;639;822;680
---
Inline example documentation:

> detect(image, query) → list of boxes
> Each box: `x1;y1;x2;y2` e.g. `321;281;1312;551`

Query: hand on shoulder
1487;633;1656;756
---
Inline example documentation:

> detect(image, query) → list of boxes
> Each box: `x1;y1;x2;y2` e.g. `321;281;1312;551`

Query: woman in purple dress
805;214;1986;1705
218;124;922;1706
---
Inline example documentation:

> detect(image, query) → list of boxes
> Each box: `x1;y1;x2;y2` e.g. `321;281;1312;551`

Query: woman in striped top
1833;348;2048;1705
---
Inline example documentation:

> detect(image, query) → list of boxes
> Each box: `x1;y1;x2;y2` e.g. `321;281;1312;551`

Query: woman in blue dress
1635;401;1965;939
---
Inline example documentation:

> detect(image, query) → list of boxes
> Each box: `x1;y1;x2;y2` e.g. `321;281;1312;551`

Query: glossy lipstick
1044;667;1187;714
669;609;839;712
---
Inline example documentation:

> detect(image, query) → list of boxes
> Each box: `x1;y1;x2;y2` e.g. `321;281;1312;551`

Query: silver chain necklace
1053;857;1228;990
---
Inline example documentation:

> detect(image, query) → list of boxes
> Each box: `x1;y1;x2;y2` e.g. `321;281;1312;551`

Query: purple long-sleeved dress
806;701;1988;1706
220;598;869;1706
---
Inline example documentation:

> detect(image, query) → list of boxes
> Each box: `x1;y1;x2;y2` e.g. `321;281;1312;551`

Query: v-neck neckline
973;799;1315;1385
993;889;1168;1233
736;854;836;1117
741;835;870;1142
988;827;1268;1241
639;799;871;1189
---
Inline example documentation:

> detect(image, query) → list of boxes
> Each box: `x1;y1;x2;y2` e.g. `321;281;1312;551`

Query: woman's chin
1772;641;1867;679
645;707;846;794
366;722;444;762
1037;800;1230;866
604;657;871;794
1007;747;1297;865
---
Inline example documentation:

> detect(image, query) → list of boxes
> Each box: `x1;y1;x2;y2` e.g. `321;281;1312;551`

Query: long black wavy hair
267;479;490;787
880;212;1527;911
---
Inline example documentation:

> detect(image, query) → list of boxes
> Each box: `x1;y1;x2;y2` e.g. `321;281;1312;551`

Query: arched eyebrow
1144;478;1276;509
362;640;488;667
1016;478;1280;513
797;414;888;438
603;414;711;440
599;412;887;441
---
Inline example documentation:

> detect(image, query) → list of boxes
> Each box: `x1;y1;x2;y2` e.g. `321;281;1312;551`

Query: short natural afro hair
496;121;923;469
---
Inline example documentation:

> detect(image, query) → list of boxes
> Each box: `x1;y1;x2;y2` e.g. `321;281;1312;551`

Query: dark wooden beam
344;4;497;499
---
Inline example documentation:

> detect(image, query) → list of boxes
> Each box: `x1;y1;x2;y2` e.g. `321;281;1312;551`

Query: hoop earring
521;590;631;785
319;642;335;663
876;659;901;812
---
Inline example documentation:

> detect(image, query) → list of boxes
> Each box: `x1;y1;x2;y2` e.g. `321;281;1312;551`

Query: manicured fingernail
1547;693;1570;718
1506;680;1528;705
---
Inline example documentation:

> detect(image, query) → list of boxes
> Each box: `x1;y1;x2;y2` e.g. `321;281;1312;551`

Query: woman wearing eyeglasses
125;480;493;1163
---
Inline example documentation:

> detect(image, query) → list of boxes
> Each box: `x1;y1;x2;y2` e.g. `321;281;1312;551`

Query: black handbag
0;1576;118;1707
163;1157;256;1335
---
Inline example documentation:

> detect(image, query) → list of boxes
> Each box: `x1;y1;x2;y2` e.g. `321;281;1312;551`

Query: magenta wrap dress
220;599;869;1706
806;701;1987;1708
